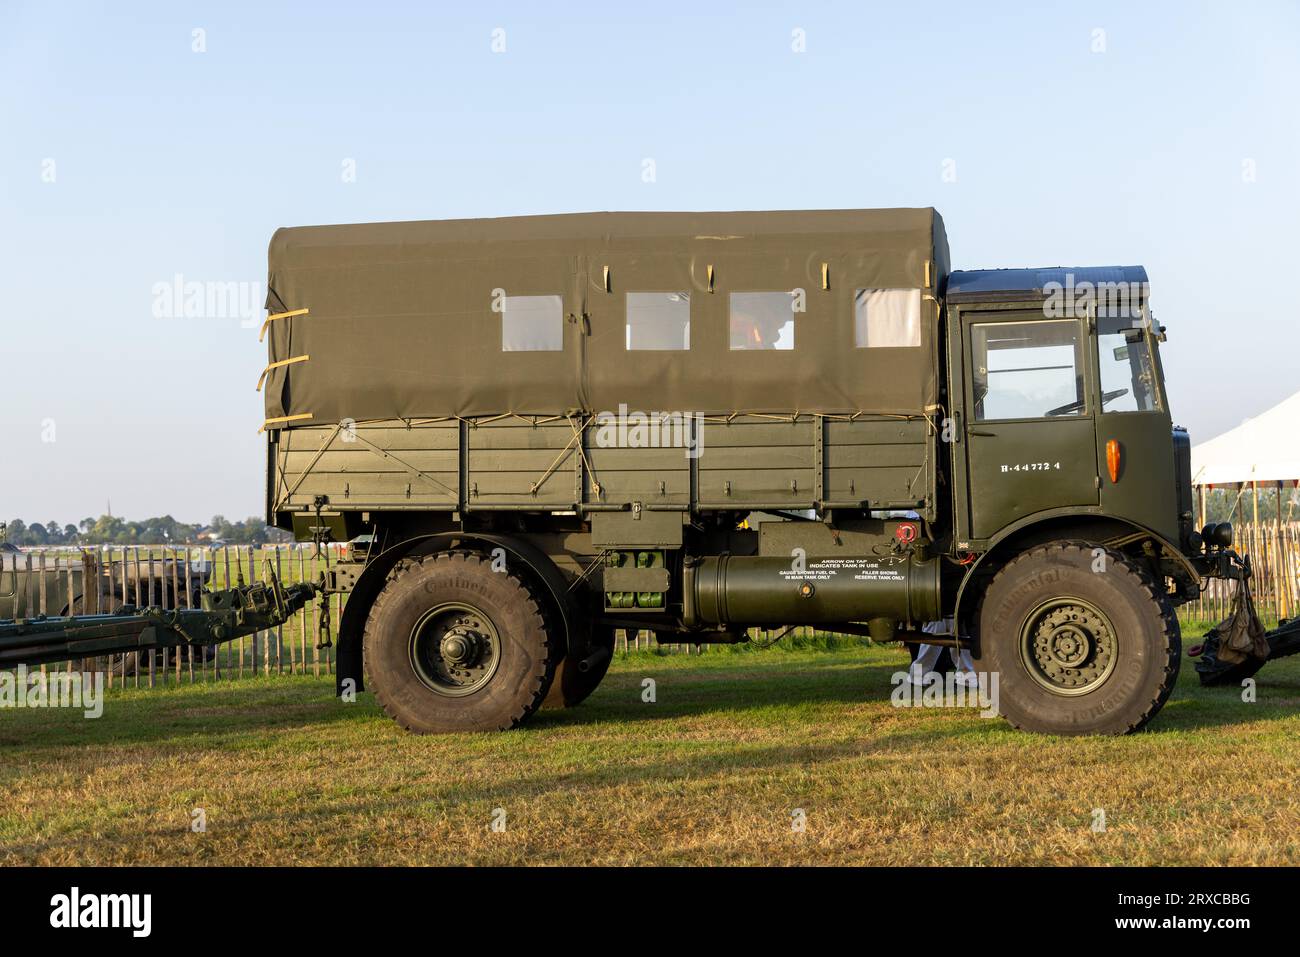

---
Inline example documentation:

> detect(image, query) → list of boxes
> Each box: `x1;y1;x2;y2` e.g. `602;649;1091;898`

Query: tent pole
1277;482;1289;619
1250;478;1263;615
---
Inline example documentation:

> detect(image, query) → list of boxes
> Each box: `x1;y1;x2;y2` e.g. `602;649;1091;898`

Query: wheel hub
1044;624;1088;667
408;603;501;697
1020;600;1118;696
439;625;483;667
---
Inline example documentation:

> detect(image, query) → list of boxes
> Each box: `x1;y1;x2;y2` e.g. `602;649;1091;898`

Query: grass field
1;638;1297;866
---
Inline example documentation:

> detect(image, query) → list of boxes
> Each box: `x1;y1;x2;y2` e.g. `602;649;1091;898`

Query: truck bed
268;413;935;521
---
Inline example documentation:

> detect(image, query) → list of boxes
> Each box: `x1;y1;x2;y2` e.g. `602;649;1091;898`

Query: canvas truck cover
262;208;949;427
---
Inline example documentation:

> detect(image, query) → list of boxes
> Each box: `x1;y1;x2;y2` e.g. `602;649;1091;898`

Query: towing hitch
1191;615;1300;687
1187;550;1300;685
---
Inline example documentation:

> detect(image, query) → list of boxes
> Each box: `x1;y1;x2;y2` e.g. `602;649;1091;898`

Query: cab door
961;311;1099;540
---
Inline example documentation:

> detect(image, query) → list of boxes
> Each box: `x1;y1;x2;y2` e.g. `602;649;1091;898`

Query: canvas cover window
729;292;795;350
854;288;921;348
501;295;564;352
626;292;690;350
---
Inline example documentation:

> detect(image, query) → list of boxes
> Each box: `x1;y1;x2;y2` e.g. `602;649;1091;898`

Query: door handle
969;429;996;437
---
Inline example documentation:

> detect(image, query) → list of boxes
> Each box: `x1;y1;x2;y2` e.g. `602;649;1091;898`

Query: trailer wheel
973;542;1179;735
363;552;558;733
543;622;615;708
68;595;127;676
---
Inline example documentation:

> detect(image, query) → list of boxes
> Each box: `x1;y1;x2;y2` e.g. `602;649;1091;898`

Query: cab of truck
942;267;1203;597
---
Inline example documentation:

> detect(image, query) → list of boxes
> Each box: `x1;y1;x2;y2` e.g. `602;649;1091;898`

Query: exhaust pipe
576;644;612;674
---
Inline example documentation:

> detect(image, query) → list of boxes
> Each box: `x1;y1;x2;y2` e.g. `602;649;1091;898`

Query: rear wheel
974;542;1179;735
363;552;559;733
544;621;615;708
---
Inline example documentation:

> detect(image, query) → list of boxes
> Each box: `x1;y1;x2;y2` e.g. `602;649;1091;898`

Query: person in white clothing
907;616;980;688
895;511;980;690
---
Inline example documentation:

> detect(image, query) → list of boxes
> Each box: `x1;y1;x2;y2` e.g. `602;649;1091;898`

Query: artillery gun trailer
0;573;323;675
0;208;1268;735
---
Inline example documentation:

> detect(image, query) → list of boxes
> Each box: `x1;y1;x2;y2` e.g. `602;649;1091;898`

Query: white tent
1190;390;1300;487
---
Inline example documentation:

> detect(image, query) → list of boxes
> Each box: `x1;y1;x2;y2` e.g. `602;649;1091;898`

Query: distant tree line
1;515;291;546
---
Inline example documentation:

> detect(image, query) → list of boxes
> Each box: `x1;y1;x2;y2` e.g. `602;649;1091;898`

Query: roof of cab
947;265;1148;302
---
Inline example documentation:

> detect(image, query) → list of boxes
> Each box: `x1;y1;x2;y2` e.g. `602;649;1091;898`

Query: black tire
363;552;559;733
973;542;1180;736
543;622;615;708
67;595;131;676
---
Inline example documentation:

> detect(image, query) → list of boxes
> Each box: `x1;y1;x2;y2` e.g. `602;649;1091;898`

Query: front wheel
363;552;560;733
973;542;1180;735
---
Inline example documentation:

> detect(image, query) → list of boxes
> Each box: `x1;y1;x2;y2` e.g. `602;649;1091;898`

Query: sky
1;0;1297;524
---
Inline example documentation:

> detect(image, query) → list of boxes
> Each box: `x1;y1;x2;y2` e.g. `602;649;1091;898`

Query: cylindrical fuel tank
684;553;941;626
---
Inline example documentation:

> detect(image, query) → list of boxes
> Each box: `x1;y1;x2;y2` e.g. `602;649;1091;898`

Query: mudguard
334;532;576;696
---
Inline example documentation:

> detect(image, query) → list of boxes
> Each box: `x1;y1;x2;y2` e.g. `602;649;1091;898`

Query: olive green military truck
259;208;1240;736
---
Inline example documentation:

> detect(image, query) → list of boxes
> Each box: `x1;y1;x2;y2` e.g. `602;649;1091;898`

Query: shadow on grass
540;652;1300;737
1;657;913;749
533;657;913;730
0;676;364;751
1;650;1295;750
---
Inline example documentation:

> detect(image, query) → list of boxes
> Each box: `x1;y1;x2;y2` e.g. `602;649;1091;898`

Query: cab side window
971;319;1085;420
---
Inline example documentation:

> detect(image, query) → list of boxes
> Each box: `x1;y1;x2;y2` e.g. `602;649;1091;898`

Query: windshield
1095;313;1159;412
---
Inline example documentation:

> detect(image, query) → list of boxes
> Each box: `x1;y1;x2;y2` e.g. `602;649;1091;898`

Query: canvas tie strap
259;412;315;433
259;307;309;342
256;354;310;392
